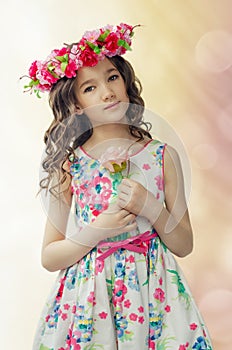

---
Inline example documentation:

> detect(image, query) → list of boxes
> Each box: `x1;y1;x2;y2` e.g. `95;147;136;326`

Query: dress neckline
79;139;154;162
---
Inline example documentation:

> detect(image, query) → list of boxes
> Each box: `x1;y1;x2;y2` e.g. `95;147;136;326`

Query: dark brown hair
39;55;152;195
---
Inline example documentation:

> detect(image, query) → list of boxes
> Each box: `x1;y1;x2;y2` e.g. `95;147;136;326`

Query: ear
75;105;84;115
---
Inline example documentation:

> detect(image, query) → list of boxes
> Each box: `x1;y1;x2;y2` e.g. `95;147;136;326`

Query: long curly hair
39;55;152;195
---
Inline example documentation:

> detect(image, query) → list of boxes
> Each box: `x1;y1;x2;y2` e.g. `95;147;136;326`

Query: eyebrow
79;68;118;89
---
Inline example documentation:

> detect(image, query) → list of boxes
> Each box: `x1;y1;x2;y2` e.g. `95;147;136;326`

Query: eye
84;86;95;93
109;74;119;82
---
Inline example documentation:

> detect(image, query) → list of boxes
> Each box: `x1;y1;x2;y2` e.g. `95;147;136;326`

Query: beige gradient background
1;0;232;349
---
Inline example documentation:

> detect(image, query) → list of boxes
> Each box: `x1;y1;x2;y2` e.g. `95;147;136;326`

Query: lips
104;101;120;110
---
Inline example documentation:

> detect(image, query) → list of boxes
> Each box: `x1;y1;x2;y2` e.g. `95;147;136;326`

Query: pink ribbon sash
97;229;158;261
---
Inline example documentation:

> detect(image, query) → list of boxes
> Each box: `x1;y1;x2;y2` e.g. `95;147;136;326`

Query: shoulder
163;144;181;165
163;144;184;185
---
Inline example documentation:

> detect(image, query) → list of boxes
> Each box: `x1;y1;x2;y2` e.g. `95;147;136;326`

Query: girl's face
74;58;129;125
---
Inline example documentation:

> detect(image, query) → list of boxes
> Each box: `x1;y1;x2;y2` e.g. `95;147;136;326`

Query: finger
118;183;131;195
118;191;130;202
121;178;133;187
118;208;131;217
117;197;128;209
125;221;137;231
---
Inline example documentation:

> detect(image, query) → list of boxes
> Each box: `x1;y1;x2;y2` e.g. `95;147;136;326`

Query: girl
25;23;213;349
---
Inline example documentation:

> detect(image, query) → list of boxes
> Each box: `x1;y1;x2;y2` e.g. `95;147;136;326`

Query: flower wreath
22;23;140;97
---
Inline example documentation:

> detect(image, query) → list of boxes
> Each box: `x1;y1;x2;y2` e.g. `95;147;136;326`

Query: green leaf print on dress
167;269;191;308
39;345;53;350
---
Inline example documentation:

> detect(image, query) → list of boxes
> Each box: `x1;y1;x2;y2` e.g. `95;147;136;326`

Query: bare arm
41;171;93;272
149;145;193;257
117;145;193;257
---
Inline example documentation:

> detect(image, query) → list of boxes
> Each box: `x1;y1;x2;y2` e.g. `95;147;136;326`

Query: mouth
104;101;120;110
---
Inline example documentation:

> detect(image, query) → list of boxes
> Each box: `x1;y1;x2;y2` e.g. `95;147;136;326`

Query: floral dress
33;139;213;350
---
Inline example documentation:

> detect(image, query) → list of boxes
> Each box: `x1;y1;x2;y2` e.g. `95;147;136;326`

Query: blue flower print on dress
149;303;163;340
115;261;126;278
65;266;77;290
192;336;209;349
128;269;140;291
114;311;134;341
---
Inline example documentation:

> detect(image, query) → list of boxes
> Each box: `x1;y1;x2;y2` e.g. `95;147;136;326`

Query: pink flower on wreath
65;60;78;78
37;67;58;85
154;288;165;303
79;46;99;67
105;32;120;53
29;61;39;79
83;29;101;42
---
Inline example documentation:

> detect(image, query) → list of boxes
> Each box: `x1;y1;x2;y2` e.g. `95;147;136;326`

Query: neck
90;123;135;144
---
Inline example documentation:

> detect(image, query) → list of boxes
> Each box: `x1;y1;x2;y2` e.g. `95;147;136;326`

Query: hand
91;202;138;240
117;178;163;222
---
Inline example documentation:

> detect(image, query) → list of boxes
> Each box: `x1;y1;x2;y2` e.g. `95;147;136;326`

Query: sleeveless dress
33;139;213;350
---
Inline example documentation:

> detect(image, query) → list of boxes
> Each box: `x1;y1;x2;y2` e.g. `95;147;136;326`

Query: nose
101;83;115;102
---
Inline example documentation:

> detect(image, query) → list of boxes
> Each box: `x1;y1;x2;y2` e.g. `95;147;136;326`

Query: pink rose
29;60;38;79
105;32;119;53
65;60;78;78
79;46;99;67
99;146;130;173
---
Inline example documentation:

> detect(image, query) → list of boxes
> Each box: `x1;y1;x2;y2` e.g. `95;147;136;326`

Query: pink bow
97;230;158;261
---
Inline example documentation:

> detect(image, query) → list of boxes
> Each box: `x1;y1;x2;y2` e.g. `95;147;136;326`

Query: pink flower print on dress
95;258;104;275
153;288;165;303
154;175;163;191
112;280;128;306
165;305;171;312
143;163;151;170
124;299;131;308
99;311;108;319
87;291;96;306
129;313;138;321
190;323;198;330
138;306;144;313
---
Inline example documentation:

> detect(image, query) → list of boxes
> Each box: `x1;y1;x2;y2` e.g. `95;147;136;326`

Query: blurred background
1;0;232;348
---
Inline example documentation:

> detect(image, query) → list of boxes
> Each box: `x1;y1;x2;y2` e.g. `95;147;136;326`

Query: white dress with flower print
32;139;213;350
